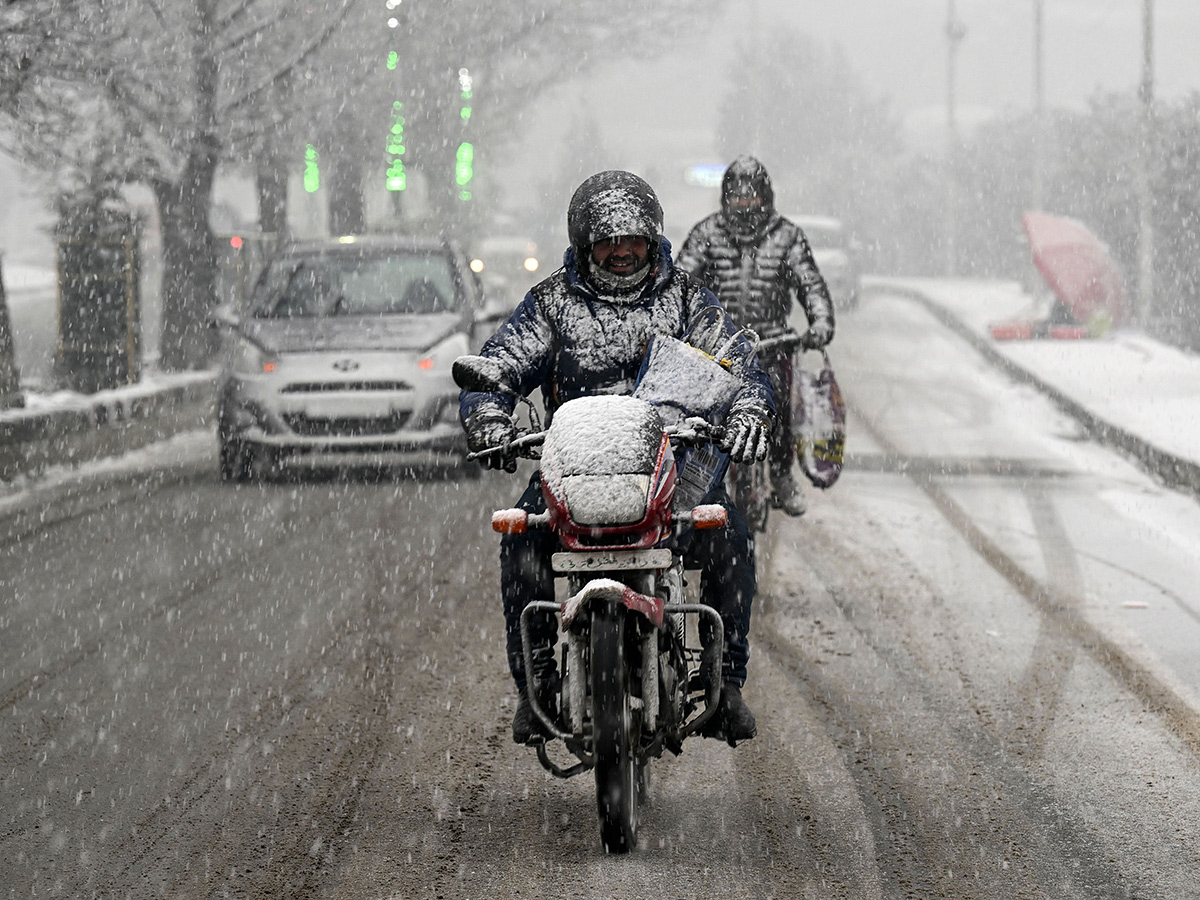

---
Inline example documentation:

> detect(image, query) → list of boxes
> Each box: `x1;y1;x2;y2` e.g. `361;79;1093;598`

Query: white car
788;214;861;311
215;236;483;480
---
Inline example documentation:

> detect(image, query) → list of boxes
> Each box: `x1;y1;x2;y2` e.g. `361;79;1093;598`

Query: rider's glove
465;410;517;470
720;410;772;465
803;318;833;350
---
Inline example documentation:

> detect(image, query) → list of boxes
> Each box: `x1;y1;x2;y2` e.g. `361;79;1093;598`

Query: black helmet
567;170;664;255
721;154;775;235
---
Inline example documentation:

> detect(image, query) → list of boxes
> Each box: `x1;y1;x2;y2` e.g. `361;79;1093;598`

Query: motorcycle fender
560;577;665;629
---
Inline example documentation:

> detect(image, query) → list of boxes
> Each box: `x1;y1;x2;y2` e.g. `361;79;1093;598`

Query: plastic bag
794;350;845;489
632;307;745;426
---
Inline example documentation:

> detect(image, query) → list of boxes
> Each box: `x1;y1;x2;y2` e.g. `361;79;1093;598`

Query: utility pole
945;0;967;277
1031;0;1046;212
1136;0;1155;328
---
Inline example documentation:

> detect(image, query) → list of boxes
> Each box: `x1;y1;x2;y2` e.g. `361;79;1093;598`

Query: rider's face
590;235;650;275
728;194;763;212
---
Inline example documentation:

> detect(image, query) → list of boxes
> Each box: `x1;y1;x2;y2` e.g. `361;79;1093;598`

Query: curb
0;373;217;481
867;280;1200;502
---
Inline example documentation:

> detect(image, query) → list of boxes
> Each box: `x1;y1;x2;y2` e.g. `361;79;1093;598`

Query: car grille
279;381;411;394
282;412;411;437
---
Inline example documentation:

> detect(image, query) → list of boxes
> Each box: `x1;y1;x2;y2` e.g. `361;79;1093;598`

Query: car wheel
250;445;284;482
218;425;252;483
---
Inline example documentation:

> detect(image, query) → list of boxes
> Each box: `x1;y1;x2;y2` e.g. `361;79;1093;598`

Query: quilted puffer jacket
676;212;835;345
459;239;774;428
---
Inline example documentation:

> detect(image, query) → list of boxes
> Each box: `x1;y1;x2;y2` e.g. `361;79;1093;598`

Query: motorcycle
453;354;734;854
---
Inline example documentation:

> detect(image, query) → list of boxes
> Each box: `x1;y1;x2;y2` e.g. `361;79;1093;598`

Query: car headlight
231;337;277;375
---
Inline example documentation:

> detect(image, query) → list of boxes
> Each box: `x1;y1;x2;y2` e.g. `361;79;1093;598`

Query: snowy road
1;287;1199;897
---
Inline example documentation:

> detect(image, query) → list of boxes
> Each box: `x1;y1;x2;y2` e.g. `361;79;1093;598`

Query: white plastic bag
794;350;845;489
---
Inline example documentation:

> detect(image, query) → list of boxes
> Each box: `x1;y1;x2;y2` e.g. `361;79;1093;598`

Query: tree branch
217;0;353;117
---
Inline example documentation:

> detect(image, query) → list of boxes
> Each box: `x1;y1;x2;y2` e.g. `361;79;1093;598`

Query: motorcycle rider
459;170;775;745
676;154;836;517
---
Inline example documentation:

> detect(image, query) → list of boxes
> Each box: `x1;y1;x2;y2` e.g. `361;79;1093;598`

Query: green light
461;90;472;100
455;142;474;187
385;102;406;191
304;143;319;193
386;51;398;70
460;106;471;121
459;190;472;202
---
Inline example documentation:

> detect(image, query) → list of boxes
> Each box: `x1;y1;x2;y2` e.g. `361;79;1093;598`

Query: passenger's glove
720;410;771;465
803;319;833;350
465;411;518;470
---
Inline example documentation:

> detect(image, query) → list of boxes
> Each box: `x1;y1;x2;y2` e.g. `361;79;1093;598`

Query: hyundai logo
331;359;361;372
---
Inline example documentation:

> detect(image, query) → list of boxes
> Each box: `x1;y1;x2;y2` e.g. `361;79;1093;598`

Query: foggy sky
505;0;1200;242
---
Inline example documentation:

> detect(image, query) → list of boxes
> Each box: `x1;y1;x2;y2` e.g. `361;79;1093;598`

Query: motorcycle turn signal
678;504;728;530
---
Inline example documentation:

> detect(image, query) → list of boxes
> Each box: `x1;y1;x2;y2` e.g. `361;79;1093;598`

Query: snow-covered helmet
721;154;775;236
567;171;663;291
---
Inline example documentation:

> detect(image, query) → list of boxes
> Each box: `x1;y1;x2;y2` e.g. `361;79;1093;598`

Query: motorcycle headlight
231;338;277;375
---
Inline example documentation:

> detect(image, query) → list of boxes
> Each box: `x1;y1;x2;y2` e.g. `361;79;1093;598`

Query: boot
700;682;758;744
771;469;807;517
512;668;560;744
719;684;758;742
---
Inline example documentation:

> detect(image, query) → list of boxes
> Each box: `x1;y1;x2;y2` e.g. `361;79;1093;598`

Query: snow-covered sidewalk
873;277;1200;483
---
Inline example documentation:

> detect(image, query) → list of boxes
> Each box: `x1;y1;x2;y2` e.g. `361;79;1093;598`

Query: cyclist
676;154;835;516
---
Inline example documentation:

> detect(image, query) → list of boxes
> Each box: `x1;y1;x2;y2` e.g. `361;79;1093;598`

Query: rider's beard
588;254;653;295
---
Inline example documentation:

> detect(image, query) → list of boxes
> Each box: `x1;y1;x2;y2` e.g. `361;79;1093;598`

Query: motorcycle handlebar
755;330;809;353
467;416;725;464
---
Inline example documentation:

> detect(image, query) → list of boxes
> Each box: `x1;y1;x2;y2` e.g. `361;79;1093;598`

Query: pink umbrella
1022;211;1130;329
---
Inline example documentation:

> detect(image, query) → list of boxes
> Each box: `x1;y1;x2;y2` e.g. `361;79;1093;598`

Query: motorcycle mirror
452;355;513;394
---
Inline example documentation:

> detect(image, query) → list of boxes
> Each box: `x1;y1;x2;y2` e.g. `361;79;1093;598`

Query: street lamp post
1136;0;1155;328
1031;0;1046;212
945;0;967;277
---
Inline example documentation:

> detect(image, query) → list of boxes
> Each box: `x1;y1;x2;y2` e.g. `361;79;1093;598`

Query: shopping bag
632;307;746;426
794;350;845;489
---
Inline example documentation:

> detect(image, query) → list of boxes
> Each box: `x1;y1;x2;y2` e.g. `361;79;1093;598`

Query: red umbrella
1022;211;1130;329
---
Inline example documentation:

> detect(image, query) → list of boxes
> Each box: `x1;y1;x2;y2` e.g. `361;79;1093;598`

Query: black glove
465;411;517;470
720;410;771;465
803;319;833;350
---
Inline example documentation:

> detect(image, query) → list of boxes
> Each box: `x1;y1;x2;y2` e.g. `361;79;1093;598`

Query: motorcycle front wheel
591;606;642;853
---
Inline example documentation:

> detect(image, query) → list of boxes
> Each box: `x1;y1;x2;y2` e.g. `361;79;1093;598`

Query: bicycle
727;329;809;534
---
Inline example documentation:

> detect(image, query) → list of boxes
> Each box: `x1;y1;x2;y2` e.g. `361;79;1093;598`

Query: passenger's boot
512;651;560;744
771;469;807;517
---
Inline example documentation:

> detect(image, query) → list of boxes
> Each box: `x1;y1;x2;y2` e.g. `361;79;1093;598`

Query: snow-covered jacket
675;212;835;342
459;239;775;428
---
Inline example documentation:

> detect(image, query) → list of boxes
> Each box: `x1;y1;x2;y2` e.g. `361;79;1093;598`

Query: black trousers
758;348;796;479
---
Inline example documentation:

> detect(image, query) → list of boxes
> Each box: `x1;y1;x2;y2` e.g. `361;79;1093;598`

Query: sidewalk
870;276;1200;499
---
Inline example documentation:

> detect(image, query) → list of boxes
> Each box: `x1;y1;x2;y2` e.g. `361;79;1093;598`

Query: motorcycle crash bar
491;508;550;534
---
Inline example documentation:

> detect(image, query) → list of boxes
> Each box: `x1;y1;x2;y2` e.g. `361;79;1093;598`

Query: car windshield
250;251;459;318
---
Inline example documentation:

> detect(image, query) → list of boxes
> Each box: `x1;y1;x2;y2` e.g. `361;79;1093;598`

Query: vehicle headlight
231;338;277;375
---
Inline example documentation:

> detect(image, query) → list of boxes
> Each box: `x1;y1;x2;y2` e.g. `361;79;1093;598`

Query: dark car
215;235;485;480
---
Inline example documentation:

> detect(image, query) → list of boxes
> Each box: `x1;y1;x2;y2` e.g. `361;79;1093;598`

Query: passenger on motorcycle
459;170;775;745
676;154;836;517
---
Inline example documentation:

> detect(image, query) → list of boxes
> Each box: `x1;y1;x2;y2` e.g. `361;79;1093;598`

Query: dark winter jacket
675;212;835;344
459;239;775;428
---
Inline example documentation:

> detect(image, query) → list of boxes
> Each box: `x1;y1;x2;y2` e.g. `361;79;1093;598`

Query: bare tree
2;0;722;371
